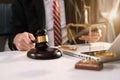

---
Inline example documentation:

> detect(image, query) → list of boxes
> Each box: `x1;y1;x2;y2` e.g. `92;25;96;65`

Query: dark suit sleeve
64;0;84;24
8;0;28;50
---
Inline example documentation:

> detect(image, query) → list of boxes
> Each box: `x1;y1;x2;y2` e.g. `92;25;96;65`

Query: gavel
27;29;62;60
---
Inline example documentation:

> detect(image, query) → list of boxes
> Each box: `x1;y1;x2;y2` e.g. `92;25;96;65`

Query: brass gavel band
37;36;48;43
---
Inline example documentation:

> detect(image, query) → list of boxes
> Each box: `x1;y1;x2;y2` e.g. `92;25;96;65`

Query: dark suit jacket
8;0;83;50
64;0;84;24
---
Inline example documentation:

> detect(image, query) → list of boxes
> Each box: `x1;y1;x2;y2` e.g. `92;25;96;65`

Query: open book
60;33;120;62
105;33;120;62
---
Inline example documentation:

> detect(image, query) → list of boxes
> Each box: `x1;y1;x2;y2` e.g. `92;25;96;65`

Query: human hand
13;32;35;51
79;29;102;43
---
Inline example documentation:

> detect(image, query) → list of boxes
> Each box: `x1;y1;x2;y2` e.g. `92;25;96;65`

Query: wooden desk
0;43;120;80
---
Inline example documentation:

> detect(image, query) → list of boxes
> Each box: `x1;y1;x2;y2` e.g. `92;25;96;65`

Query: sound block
27;48;62;60
75;60;103;71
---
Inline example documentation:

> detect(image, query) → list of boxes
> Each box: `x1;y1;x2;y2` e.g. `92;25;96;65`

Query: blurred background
0;0;14;51
0;0;120;51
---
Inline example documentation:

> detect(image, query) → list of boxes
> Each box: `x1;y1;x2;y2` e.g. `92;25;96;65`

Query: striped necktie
52;0;62;46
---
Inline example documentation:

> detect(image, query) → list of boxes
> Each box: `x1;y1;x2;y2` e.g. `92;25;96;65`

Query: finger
17;40;35;51
89;36;100;43
28;33;35;42
89;31;99;36
22;32;33;44
90;31;102;38
79;35;99;43
79;35;89;41
13;32;35;51
19;44;35;51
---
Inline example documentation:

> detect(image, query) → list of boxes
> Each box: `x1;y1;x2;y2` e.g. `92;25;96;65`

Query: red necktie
53;0;62;46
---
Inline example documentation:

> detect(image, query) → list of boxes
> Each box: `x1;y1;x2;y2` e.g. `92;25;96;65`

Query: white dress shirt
44;0;67;46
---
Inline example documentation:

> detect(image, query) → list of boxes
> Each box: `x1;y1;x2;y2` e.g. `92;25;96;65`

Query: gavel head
35;29;49;50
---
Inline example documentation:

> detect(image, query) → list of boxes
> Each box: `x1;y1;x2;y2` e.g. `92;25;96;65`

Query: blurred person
8;0;101;51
